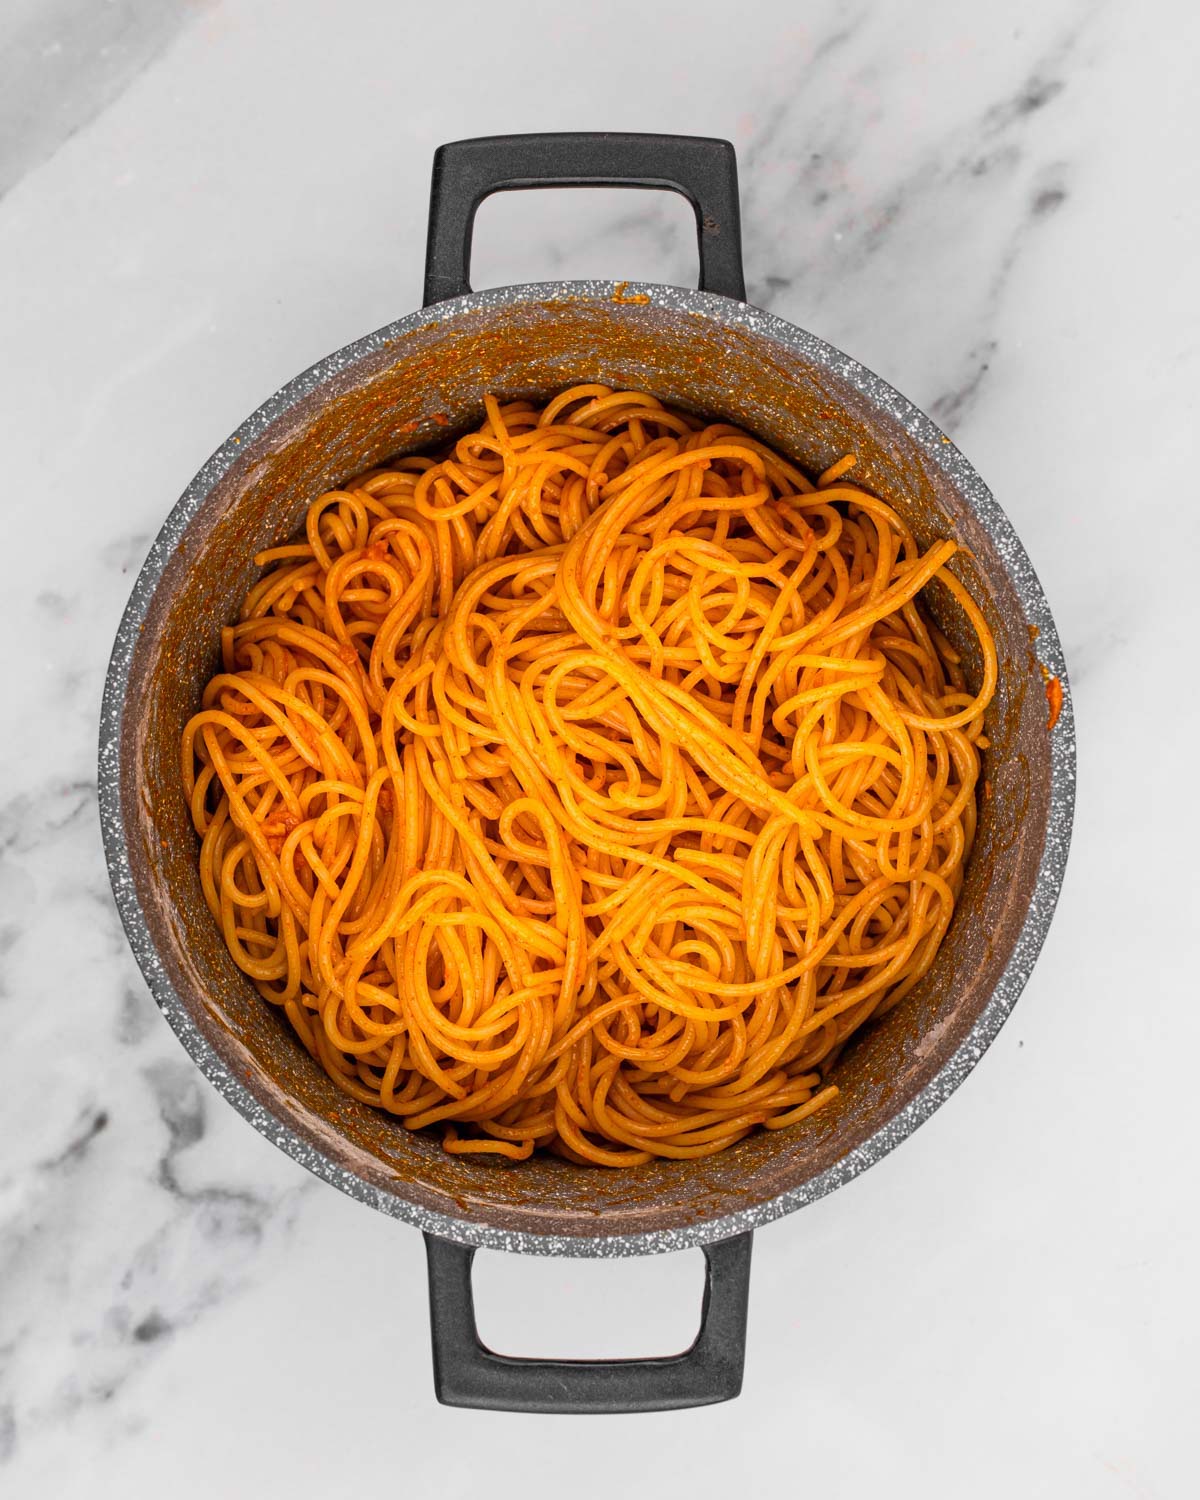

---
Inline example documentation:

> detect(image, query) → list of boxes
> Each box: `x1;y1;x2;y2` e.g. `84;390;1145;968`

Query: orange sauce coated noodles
182;387;997;1166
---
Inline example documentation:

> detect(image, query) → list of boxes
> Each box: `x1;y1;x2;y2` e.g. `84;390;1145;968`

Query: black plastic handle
424;1230;752;1414
423;132;746;307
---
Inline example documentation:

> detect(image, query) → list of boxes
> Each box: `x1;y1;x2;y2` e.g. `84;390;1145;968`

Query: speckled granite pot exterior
99;275;1075;1259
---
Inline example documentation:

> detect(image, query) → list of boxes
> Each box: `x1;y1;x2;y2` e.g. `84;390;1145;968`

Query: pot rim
98;277;1076;1257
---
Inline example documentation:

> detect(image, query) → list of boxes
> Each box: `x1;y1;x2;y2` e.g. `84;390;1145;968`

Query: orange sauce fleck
983;779;993;800
612;281;651;305
262;811;300;853
1045;676;1063;731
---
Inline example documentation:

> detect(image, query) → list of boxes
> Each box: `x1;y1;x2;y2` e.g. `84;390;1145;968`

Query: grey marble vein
0;771;306;1470
0;0;211;200
732;6;1099;433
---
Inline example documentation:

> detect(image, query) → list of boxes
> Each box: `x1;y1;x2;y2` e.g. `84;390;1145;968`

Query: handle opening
468;185;698;297
471;1243;706;1359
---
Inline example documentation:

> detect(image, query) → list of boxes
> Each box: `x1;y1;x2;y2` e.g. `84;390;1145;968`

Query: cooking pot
99;133;1075;1414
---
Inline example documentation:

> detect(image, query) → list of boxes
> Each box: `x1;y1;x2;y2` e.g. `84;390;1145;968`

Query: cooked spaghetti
182;386;996;1165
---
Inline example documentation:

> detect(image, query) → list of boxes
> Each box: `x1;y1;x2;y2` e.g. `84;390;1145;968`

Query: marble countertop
2;1;1195;1494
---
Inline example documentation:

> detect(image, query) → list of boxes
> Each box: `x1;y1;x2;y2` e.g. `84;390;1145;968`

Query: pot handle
423;1229;752;1413
423;132;746;306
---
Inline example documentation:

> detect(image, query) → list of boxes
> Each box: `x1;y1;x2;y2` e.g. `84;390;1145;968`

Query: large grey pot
99;134;1075;1413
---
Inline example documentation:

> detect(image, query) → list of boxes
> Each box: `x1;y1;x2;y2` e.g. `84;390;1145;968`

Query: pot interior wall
121;290;1050;1241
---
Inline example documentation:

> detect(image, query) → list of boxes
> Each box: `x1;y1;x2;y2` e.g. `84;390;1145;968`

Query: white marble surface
1;1;1196;1494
